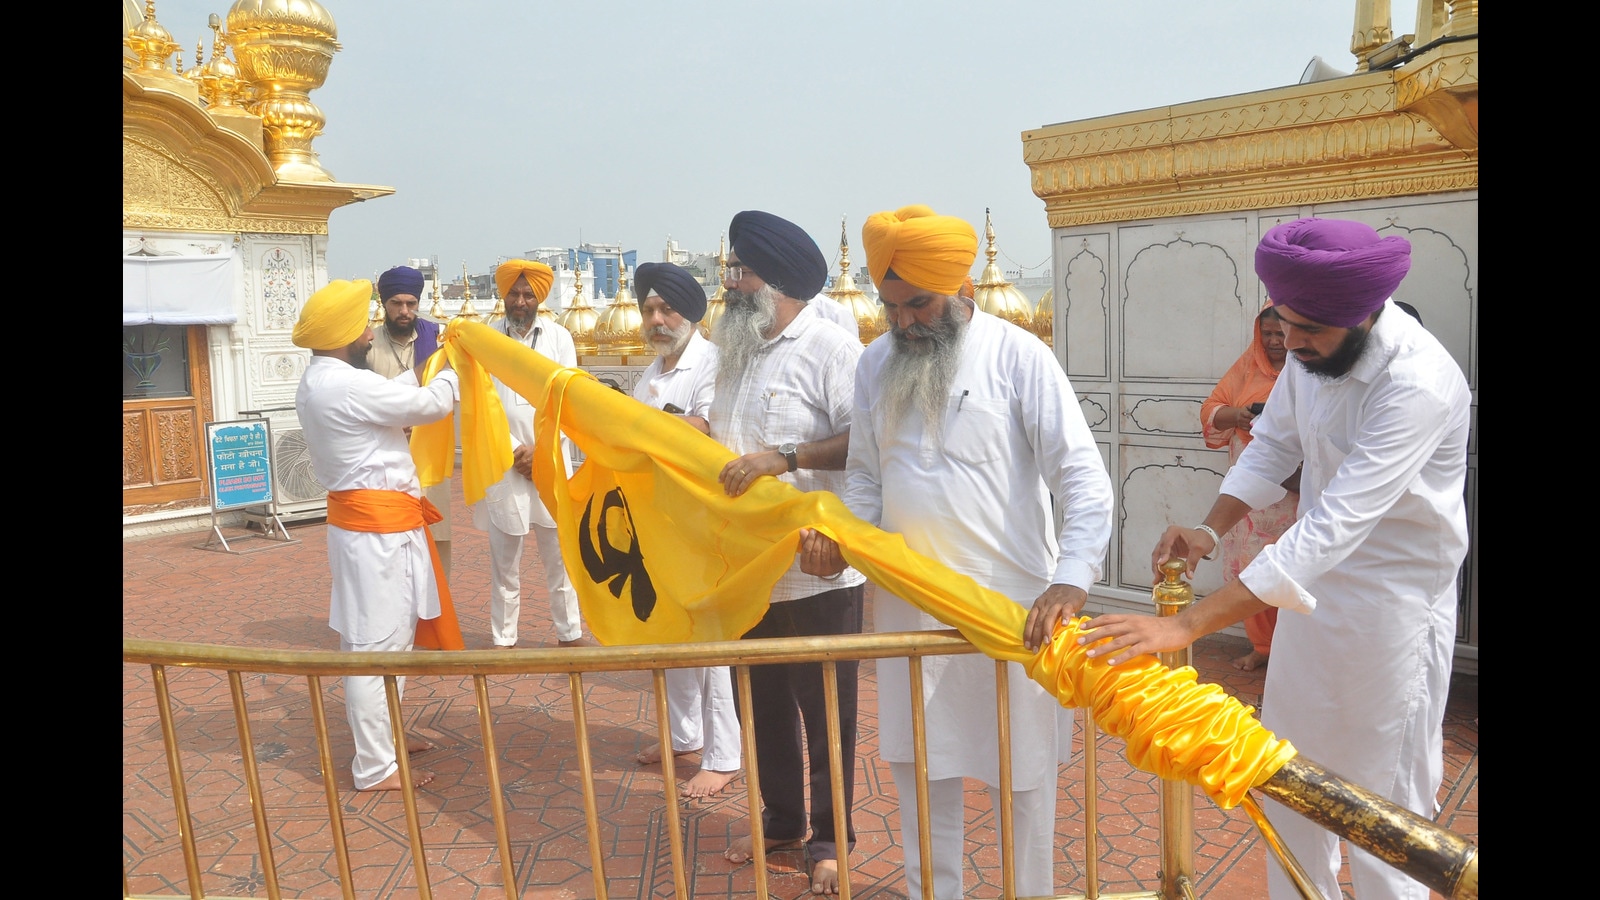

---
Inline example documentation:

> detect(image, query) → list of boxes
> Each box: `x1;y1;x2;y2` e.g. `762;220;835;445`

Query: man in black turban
708;212;867;893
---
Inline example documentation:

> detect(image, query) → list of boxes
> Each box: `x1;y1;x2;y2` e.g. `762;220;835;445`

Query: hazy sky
143;1;1416;286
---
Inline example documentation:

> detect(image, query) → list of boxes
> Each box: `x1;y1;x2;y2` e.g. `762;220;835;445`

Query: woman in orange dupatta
1201;304;1299;671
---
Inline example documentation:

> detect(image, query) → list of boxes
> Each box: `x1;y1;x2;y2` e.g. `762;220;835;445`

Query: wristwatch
778;442;799;472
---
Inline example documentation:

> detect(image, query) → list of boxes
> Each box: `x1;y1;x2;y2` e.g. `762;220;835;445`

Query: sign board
206;419;274;512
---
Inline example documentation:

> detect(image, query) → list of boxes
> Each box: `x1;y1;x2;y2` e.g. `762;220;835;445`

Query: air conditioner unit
242;407;327;524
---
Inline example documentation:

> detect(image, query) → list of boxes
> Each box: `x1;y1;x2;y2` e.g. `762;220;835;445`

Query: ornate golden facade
1022;13;1477;228
123;0;391;517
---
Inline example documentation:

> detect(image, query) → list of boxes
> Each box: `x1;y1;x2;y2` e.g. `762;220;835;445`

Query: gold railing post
1153;559;1196;900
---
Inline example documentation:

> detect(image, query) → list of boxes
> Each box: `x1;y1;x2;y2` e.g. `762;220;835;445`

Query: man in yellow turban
293;280;463;791
803;206;1114;899
471;260;592;648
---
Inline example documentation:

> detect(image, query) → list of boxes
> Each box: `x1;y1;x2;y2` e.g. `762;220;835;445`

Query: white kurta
470;316;582;646
295;354;458;789
806;292;861;340
844;307;1114;790
295;356;459;644
1223;300;1469;900
472;318;578;534
631;332;740;770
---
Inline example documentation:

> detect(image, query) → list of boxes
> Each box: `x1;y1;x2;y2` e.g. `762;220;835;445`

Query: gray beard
879;301;969;435
648;320;695;358
712;284;780;389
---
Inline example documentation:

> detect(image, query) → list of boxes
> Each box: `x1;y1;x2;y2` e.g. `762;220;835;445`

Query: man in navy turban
369;265;452;577
1081;218;1471;900
708;212;867;892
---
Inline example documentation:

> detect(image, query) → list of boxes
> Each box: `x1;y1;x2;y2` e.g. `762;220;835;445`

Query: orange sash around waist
326;489;464;651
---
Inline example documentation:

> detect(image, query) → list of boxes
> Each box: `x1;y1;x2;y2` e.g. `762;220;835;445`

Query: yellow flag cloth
292;279;372;350
444;318;1295;807
861;205;979;294
494;259;555;301
409;324;514;506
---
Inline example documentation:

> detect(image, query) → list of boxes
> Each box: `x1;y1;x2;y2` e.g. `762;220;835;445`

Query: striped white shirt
709;303;866;602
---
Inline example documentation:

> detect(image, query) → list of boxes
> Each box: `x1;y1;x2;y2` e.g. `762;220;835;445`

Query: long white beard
712;284;780;389
879;301;970;435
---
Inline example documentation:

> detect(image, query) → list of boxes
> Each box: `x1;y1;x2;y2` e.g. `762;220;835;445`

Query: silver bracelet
1193;523;1220;560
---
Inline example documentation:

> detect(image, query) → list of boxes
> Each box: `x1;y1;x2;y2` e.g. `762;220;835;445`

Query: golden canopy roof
823;217;885;345
700;235;728;339
972;209;1038;336
595;260;646;355
559;265;601;355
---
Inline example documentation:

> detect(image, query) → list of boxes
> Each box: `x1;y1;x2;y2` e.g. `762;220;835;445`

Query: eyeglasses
723;264;746;283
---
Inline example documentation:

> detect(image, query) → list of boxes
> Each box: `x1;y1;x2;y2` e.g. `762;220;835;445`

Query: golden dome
595;260;646;355
558;266;600;355
1034;287;1054;349
226;0;341;182
125;1;182;75
973;209;1039;337
227;0;338;38
824;217;885;345
700;235;728;339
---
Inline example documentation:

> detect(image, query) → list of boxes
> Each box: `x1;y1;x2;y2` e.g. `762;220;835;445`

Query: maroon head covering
1255;218;1411;328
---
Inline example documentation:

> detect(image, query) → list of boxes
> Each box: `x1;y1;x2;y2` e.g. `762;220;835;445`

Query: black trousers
737;584;864;862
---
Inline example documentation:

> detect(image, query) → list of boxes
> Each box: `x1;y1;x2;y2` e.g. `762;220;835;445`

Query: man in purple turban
1080;218;1471;900
369;265;453;578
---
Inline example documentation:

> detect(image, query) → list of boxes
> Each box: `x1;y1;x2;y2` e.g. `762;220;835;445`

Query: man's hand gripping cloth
440;318;1297;807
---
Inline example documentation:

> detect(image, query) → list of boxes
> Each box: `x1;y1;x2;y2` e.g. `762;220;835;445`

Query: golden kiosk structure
122;0;392;524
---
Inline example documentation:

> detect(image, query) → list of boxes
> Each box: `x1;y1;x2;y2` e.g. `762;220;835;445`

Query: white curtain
123;253;237;325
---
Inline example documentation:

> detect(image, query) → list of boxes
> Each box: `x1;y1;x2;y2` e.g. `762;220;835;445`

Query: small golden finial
838;215;852;275
1153;558;1194;615
455;262;480;320
984;207;999;265
428;270;445;320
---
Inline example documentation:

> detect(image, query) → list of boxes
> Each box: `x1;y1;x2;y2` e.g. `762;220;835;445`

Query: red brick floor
124;488;1477;899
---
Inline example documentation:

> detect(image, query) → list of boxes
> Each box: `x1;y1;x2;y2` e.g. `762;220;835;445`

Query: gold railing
123;631;1474;900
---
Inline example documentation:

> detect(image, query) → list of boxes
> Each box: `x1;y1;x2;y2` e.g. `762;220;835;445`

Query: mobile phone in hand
1248;402;1265;415
663;403;685;415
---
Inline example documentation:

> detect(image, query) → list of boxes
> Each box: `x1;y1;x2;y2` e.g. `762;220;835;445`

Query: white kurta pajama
843;308;1114;900
630;331;740;772
1224;301;1470;900
295;355;460;789
471;317;583;646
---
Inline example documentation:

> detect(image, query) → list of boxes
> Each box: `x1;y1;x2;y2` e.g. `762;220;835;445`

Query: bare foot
1231;650;1269;672
359;768;434;791
810;857;841;894
681;768;739;799
558;635;599;648
405;735;436;755
636;743;697;766
723;833;802;865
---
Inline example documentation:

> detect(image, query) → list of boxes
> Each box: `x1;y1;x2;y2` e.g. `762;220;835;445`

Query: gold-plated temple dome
227;0;338;37
558;266;600;355
125;1;182;76
824;217;885;345
1034;287;1054;348
226;0;341;183
595;260;646;355
973;209;1040;338
700;235;728;339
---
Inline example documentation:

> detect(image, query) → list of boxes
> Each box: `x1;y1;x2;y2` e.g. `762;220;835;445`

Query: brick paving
123;483;1477;899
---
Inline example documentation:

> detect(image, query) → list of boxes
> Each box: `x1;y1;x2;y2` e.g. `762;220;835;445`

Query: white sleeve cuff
1050;559;1098;593
1238;550;1318;614
1219;465;1288;513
